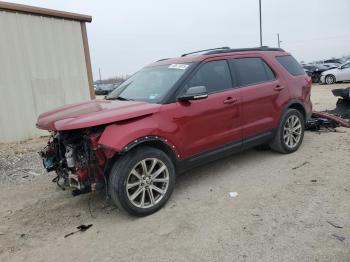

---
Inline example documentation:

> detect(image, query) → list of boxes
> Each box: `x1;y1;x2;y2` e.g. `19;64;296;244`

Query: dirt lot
1;84;349;262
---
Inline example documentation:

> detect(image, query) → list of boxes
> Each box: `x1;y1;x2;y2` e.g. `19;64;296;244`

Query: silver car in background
320;62;350;84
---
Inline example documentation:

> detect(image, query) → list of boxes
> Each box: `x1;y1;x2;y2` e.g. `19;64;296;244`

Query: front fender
97;117;180;158
98;116;157;151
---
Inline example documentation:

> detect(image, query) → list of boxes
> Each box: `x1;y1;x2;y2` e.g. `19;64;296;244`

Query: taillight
306;77;312;89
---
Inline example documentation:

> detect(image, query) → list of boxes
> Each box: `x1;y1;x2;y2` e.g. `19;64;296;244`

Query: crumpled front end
40;128;116;195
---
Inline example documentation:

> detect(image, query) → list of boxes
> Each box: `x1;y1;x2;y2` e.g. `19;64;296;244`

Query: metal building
0;1;94;142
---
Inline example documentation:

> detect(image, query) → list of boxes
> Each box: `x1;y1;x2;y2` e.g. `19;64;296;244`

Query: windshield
106;63;192;103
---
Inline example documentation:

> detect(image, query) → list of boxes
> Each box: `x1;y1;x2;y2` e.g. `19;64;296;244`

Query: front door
337;62;350;81
164;59;242;159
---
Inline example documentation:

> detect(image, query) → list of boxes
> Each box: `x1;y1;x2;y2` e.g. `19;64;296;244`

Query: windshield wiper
106;96;133;101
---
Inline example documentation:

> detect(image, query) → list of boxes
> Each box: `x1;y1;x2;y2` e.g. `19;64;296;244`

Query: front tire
325;74;336;85
270;109;305;154
108;146;176;216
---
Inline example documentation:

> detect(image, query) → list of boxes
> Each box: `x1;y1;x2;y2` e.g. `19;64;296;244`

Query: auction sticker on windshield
168;64;189;70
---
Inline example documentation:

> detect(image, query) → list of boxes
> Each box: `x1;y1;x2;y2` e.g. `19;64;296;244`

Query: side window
342;63;350;69
233;57;276;86
186;60;233;93
263;61;276;81
276;55;305;76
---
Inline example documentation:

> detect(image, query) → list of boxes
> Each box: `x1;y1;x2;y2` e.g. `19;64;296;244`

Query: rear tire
108;146;175;217
270;109;305;154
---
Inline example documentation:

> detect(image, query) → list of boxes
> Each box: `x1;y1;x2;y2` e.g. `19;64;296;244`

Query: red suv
37;47;312;216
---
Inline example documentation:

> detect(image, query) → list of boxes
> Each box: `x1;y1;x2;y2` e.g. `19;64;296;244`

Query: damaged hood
36;99;161;131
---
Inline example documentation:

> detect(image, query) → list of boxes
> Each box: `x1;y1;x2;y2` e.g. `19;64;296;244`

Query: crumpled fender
98;118;156;151
98;116;180;158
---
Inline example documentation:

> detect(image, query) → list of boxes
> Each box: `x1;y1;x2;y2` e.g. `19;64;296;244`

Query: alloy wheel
325;75;335;84
126;158;169;208
283;115;302;149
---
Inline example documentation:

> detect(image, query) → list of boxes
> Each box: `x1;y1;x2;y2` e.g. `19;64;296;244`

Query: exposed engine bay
40;128;115;196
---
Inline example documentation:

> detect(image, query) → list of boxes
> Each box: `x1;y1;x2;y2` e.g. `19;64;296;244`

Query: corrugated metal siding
0;11;90;142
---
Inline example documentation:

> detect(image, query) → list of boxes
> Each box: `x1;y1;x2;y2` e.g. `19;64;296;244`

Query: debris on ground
332;234;346;242
327;98;350;119
306;111;350;131
64;224;93;238
292;161;310;170
332;87;350;101
305;116;338;131
306;90;350;131
228;192;238;198
327;221;344;229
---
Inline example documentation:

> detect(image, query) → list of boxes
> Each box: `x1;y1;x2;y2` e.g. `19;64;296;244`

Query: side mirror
178;86;208;101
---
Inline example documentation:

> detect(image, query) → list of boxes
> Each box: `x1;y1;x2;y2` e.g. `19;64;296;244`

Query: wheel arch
121;136;180;163
103;135;180;180
277;100;307;126
287;102;306;121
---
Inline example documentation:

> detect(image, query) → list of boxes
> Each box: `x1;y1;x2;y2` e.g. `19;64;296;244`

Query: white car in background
320;62;350;84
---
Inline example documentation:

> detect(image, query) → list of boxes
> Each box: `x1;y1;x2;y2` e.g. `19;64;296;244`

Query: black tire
311;74;320;83
325;74;336;85
269;109;305;154
108;146;176;217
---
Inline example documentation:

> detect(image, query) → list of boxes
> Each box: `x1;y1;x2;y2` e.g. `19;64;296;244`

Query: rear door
230;56;289;143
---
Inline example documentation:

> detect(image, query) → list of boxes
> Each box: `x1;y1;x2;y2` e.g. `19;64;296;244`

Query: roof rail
156;58;171;62
204;46;285;55
181;47;230;57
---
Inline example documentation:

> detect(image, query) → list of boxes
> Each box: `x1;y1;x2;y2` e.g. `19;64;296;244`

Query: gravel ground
0;137;47;185
0;84;349;262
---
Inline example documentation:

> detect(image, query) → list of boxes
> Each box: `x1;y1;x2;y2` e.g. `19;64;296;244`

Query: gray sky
10;0;350;79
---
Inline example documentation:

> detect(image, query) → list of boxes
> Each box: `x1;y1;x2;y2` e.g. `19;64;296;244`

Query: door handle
274;85;285;91
223;97;238;104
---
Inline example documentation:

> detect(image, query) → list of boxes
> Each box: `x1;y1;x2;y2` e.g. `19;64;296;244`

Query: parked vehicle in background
324;59;344;65
36;47;312;216
320;62;350;84
321;63;339;69
303;68;313;78
302;64;330;83
94;84;116;95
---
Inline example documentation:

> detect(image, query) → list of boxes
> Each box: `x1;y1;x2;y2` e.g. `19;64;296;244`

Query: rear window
276;55;305;76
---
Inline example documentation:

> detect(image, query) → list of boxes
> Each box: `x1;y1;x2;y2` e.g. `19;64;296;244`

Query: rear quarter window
276;55;305;76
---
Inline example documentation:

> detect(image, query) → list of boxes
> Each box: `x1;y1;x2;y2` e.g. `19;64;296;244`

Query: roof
0;1;92;22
